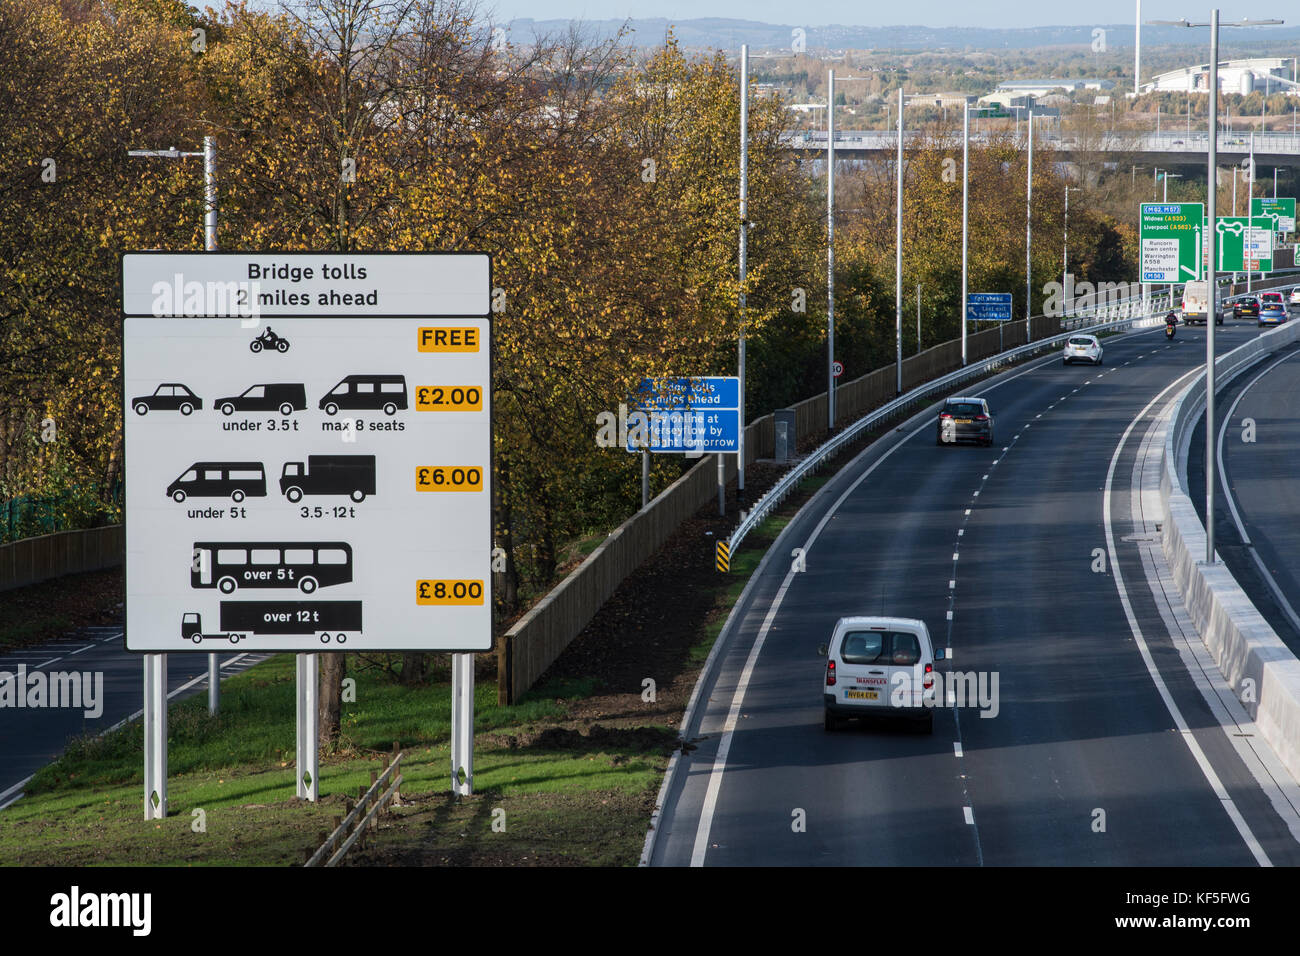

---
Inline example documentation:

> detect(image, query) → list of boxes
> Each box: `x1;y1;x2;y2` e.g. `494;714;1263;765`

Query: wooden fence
0;525;123;592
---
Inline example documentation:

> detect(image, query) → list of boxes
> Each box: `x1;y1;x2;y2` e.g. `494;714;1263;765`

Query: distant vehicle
936;397;993;447
1180;280;1223;326
1289;288;1300;307
219;600;362;645
1259;292;1288;326
1063;334;1103;366
1233;296;1260;320
191;541;353;594
319;374;408;416
280;455;376;503
250;327;290;353
167;462;266;503
180;612;243;645
822;616;942;734
215;383;306;416
132;383;202;416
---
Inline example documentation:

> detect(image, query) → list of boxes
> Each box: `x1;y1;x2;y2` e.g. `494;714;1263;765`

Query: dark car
214;383;307;416
1233;297;1260;320
936;397;994;447
132;383;202;416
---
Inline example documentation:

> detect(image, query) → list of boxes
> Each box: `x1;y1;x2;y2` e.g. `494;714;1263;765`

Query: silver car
1062;334;1103;366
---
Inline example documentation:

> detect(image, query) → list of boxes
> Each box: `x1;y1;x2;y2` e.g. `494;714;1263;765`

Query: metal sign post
451;652;474;795
143;654;167;819
296;653;319;800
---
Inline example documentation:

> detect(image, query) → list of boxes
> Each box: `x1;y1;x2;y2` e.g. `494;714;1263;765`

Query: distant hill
504;17;1300;53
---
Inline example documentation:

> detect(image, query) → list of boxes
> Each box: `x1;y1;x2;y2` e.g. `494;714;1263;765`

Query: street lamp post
1063;184;1081;296
738;44;748;504
895;86;904;395
127;136;219;719
1147;11;1284;566
962;101;970;366
827;70;835;431
1026;109;1034;342
825;71;873;427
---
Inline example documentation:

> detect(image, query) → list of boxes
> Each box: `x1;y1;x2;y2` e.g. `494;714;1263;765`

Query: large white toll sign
123;253;492;652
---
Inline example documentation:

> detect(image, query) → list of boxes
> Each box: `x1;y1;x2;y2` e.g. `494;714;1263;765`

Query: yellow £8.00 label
416;580;485;605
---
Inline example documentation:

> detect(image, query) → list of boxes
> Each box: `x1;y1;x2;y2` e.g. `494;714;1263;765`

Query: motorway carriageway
1188;336;1300;656
650;319;1300;866
0;634;265;810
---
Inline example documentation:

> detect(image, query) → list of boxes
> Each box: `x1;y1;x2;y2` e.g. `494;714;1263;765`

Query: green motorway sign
1250;197;1296;234
1140;203;1203;283
1201;216;1274;273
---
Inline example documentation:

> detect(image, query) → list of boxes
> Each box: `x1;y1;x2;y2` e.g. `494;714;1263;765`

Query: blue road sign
626;376;740;453
631;376;740;410
966;292;1013;322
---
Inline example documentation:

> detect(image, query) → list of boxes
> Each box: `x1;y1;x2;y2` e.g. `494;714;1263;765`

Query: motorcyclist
1165;311;1177;338
259;326;276;342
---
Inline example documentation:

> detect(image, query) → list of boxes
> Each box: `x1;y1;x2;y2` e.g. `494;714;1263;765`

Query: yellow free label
415;385;482;411
416;580;485;605
415;466;484;491
417;327;480;352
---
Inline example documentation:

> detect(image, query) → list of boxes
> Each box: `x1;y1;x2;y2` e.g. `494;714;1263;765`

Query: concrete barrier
1159;319;1300;783
0;525;124;592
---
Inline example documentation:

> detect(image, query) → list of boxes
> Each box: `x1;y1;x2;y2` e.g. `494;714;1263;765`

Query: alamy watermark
1042;277;1154;317
0;666;103;718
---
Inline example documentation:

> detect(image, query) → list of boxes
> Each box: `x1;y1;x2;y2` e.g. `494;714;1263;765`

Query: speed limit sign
832;360;844;379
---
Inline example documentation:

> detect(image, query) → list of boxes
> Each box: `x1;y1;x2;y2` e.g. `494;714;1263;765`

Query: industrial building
1141;57;1300;96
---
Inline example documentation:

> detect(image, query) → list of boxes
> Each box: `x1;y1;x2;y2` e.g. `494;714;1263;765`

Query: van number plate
845;690;879;700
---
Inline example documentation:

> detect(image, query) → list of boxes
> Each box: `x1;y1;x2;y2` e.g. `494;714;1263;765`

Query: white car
1289;287;1300;307
822;616;942;733
1063;334;1103;366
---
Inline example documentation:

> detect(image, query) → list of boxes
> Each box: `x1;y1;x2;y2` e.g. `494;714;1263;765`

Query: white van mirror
817;643;828;657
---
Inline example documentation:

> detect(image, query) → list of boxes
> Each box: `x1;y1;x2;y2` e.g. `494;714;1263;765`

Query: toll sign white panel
123;315;492;651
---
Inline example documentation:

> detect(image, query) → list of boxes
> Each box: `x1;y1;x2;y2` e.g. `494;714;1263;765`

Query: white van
822;616;942;733
1180;280;1223;326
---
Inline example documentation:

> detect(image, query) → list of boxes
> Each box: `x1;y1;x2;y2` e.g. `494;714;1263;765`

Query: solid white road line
1103;366;1271;867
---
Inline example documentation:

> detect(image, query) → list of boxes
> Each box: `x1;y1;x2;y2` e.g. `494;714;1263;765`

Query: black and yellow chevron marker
716;540;731;573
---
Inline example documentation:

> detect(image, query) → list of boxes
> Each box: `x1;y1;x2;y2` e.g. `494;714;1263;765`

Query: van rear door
834;626;933;713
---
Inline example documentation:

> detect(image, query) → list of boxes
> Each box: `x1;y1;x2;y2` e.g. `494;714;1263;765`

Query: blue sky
239;2;1281;30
